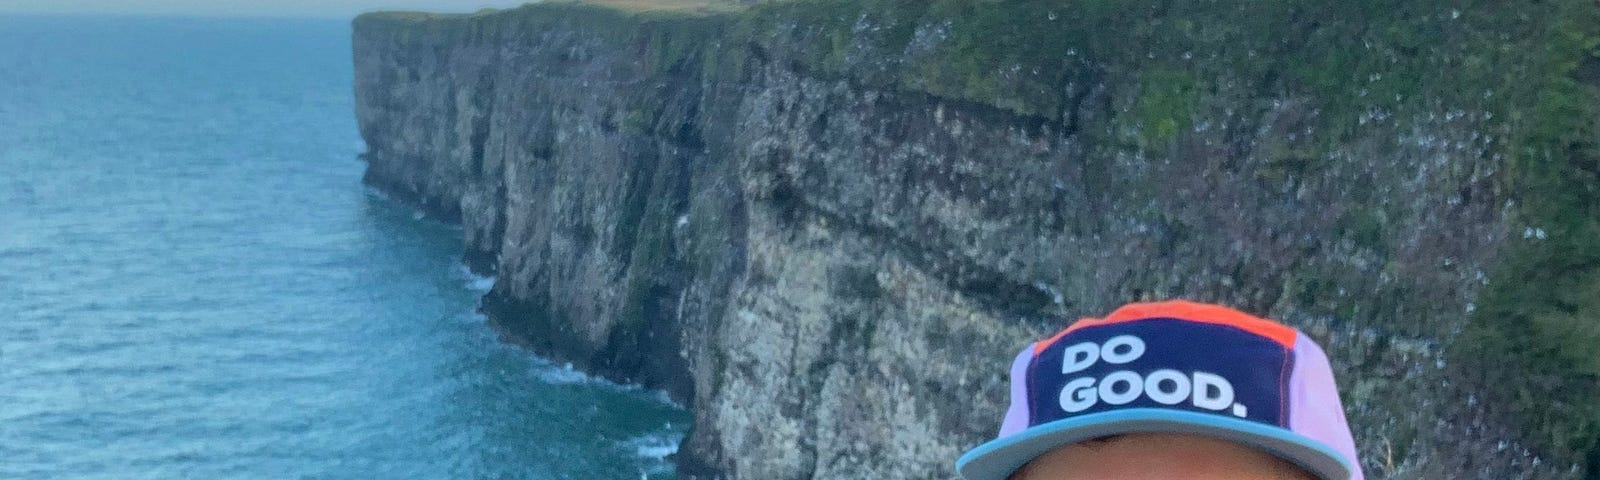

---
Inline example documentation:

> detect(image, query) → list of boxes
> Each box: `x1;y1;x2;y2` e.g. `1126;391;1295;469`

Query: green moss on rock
1447;0;1600;470
1132;68;1202;146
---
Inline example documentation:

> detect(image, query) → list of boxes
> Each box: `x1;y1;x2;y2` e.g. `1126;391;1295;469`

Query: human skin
1009;433;1320;480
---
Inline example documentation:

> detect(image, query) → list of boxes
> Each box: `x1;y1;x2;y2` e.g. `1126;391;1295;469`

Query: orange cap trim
1034;300;1299;355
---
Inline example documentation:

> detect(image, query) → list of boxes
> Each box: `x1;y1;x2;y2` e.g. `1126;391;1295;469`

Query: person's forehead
1016;432;1319;480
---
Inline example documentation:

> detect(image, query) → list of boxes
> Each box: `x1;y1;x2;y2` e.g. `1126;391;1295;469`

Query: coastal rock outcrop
353;2;1600;478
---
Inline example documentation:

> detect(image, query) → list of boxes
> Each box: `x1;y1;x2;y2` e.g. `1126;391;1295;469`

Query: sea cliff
352;1;1600;477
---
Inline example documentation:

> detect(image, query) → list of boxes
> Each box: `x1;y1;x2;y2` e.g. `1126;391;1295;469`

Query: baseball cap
956;300;1364;480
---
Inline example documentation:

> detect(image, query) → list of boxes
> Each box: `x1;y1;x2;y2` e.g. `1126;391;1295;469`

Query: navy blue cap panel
1027;319;1294;429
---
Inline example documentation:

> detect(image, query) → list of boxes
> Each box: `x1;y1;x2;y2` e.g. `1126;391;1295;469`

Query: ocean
0;15;688;480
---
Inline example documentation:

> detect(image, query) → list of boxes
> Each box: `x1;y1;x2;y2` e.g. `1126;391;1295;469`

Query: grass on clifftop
359;0;742;23
569;0;743;12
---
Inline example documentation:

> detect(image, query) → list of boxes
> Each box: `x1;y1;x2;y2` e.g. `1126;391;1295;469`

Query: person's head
956;301;1365;480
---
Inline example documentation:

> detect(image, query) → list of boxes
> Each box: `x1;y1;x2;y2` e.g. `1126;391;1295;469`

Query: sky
0;0;537;18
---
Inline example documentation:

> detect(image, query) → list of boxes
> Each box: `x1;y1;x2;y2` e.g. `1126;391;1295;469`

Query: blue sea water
0;15;688;480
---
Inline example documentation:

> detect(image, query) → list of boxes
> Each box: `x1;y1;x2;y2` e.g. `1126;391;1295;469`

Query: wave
452;264;495;292
629;434;679;461
525;359;680;407
533;361;597;385
622;426;685;478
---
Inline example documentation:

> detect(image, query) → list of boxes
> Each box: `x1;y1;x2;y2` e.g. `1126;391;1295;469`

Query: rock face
353;2;1600;479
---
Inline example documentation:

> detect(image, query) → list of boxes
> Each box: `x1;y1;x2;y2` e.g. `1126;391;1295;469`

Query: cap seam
1025;342;1040;427
1279;345;1293;425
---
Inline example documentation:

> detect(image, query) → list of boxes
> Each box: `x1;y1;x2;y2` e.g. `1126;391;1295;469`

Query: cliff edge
352;1;1600;477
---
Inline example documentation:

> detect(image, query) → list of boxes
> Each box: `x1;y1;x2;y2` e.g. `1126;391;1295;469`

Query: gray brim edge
955;408;1352;480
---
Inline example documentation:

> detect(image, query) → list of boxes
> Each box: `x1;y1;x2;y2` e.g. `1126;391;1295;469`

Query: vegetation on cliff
1452;0;1600;470
355;0;1600;474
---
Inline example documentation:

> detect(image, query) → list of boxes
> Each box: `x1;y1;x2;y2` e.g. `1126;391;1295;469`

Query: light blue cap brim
955;408;1352;480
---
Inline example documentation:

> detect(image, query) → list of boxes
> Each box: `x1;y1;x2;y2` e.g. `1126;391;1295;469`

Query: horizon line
0;8;504;20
